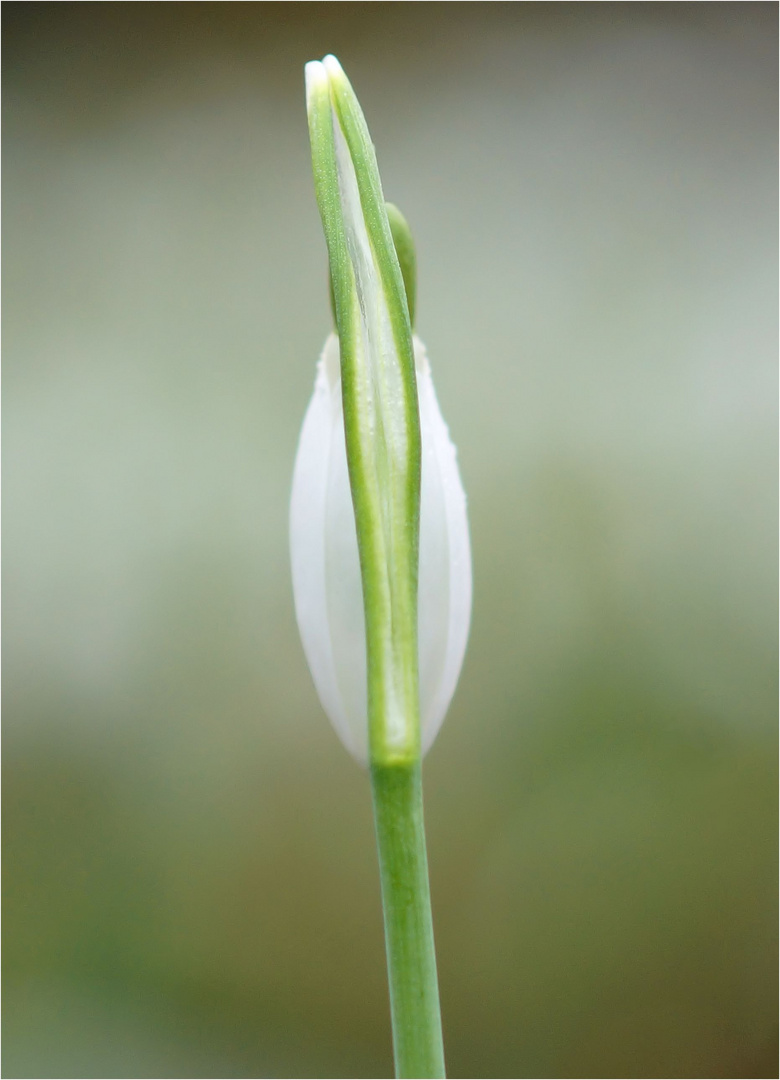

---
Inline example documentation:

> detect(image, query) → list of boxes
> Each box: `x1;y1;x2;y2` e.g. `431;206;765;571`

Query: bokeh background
3;4;777;1078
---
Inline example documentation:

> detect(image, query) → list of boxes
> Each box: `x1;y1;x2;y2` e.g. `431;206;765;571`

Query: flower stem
370;761;446;1079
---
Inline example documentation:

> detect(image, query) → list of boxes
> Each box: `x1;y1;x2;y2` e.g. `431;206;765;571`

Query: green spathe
305;55;422;766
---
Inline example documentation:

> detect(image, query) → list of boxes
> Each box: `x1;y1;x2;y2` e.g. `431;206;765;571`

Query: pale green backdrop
4;4;777;1078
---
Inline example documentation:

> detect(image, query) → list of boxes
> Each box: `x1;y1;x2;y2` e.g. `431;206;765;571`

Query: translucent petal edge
414;338;473;753
289;335;364;762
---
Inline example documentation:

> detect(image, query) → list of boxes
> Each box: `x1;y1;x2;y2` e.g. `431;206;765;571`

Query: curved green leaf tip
385;202;417;329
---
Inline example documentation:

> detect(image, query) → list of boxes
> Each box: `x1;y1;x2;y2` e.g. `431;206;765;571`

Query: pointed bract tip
305;60;328;108
322;54;344;79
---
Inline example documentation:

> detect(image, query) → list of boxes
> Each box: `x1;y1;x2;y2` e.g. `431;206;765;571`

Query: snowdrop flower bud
291;56;471;766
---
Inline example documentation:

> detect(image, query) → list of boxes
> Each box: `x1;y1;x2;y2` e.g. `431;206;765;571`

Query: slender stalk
371;762;446;1079
304;57;448;1076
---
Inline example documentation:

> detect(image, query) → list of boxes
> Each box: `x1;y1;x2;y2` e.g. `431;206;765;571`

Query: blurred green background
3;4;777;1078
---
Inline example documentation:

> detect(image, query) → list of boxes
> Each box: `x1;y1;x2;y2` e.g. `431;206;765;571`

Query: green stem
370;762;446;1079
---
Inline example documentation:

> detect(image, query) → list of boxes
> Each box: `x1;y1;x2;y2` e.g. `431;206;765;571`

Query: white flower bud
290;334;471;765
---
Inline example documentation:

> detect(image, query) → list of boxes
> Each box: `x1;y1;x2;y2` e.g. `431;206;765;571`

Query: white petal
290;334;471;765
414;337;473;755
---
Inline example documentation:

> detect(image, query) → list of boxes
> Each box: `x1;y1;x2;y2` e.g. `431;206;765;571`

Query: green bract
304;56;422;766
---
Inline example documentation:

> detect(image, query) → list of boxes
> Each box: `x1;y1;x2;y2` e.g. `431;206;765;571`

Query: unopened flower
291;330;471;764
290;56;471;766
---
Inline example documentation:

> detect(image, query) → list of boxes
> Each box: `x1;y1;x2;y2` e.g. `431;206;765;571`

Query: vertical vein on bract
331;115;407;753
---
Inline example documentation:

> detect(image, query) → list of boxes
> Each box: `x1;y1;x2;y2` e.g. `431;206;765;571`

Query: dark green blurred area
3;4;777;1078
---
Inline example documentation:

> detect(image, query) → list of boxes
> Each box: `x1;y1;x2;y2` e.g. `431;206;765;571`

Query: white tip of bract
290;335;472;765
304;60;328;110
321;54;345;81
